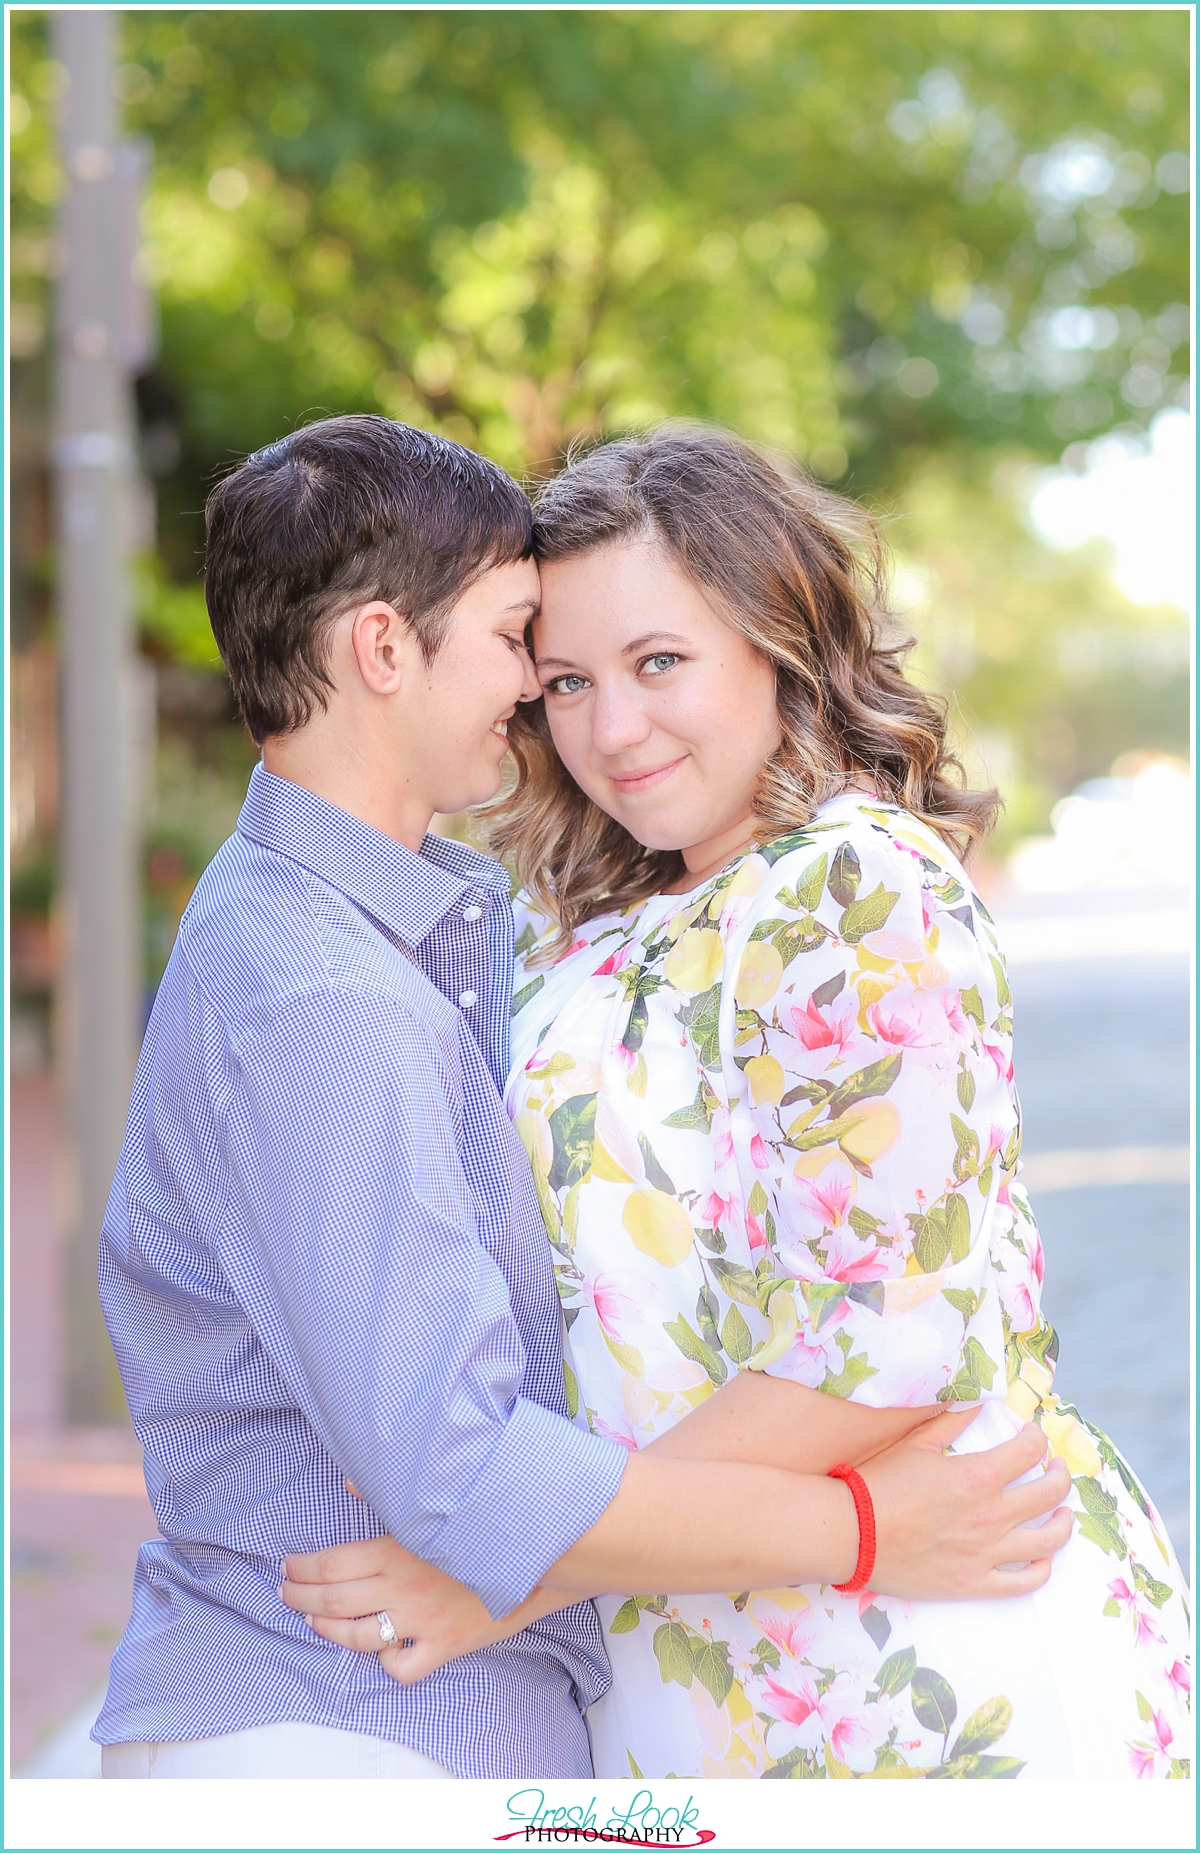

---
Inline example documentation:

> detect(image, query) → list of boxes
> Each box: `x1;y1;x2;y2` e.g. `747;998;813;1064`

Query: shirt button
458;990;478;1009
462;905;483;922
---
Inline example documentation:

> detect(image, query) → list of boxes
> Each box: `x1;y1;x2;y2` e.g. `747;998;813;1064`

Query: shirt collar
236;764;510;947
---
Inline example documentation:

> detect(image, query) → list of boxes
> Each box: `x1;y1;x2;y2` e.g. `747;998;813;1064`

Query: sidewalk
9;1072;158;1773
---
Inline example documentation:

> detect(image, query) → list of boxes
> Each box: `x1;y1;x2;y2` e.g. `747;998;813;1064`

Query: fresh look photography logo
495;1788;715;1847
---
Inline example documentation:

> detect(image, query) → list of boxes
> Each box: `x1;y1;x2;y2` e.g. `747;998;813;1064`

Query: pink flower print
866;991;948;1051
611;1038;638;1074
819;1224;900;1284
791;996;859;1059
1128;1706;1176;1778
593;942;633;978
1107;1578;1166;1649
1166;1660;1191;1704
940;989;968;1038
587;1272;643;1344
556;937;589;963
711;1107;735;1169
590;1412;638;1452
771;1318;844;1387
750;1132;771;1171
791;1160;857;1231
1027;1226;1045;1289
702;1190;735;1230
921;889;937;936
755;1599;819;1662
981;1036;1014;1084
765;1670;885;1774
746;1212;769;1254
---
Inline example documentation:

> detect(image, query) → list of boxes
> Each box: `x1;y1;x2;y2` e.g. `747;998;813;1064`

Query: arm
643;1368;938;1474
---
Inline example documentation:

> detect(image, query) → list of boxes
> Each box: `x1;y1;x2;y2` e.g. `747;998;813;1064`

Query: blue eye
546;674;589;695
643;653;679;674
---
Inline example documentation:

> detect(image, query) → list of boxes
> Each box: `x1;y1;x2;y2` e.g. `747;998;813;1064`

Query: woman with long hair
287;425;1191;1779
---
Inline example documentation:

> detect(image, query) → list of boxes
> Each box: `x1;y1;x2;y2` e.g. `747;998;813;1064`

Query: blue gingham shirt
92;766;627;1778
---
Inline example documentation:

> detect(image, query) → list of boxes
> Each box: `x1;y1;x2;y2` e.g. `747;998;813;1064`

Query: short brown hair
204;414;532;743
487;424;999;952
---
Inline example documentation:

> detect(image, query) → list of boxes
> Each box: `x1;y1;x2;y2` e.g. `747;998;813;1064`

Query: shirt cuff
432;1398;628;1618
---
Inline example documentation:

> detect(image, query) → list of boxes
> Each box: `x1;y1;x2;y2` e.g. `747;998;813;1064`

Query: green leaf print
652;1621;696;1690
1102;1597;1122;1618
1131;1559;1173;1609
627;1750;645;1779
1136;1690;1155;1723
811;969;846;1010
860;1604;892;1651
638;1131;676;1195
749;1181;769;1215
911;1668;957;1737
911;1210;952;1274
989;954;1013;1009
950;1119;981;1186
826;1055;903;1120
678;984;723;1071
962;1337;998;1390
829;843;862;906
1095;1429;1155;1523
563;1359;579;1419
609;1599;641;1634
960;984;985;1029
872;1646;917;1698
942;1287;981;1323
795;853;829;913
623;991;650;1055
848;1205;882;1241
773;915;833;967
927;1754;1024;1779
950;1696;1013;1759
709;1258;760;1306
822;1342;878;1398
721;1302;754;1364
956;1066;977;1113
663;1314;727;1386
945;1191;973;1259
749;916;790;943
696;1225;727;1254
662;1081;715;1132
838;883;901;944
547;1093;598;1192
696;1284;722;1351
511;974;545;1017
692;1638;735;1708
1077;1512;1127;1559
513;921;538;959
801;1278;849;1332
1074;1475;1119;1519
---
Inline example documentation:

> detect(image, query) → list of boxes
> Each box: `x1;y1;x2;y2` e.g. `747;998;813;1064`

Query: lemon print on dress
623;1190;695;1267
745;1054;786;1107
663;927;724;994
735;940;783;1006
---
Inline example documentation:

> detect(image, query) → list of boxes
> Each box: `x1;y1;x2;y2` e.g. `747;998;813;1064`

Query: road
1003;921;1191;1575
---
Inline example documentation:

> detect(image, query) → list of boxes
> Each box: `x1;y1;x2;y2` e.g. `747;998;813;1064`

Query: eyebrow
536;630;690;672
500;597;540;618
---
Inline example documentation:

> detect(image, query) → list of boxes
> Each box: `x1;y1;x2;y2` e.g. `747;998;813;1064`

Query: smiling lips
608;757;686;795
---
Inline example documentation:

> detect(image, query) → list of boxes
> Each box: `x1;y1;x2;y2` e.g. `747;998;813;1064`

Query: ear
347;601;411;696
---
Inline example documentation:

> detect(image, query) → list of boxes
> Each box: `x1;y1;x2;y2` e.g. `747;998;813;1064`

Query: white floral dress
506;794;1191;1781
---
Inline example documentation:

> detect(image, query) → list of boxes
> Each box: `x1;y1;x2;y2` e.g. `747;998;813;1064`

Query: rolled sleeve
222;986;626;1615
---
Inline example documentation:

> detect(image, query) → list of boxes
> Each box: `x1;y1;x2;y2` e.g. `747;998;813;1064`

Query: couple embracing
94;416;1190;1782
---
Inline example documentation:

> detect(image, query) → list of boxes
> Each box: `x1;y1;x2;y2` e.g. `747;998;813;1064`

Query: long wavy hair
486;424;998;954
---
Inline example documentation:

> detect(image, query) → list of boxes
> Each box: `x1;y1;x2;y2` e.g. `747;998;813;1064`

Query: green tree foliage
9;8;1189;832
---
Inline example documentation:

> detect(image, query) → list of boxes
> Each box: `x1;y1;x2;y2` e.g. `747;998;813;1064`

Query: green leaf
652;1620;696;1690
692;1637;735;1707
748;1180;769;1216
680;983;723;1070
709;1257;761;1305
912;1211;951;1273
960;984;985;1028
721;1301;754;1363
663;1314;727;1385
962;1336;998;1390
1136;1689;1155;1723
989;954;1012;1009
512;974;545;1016
623;990;650;1055
749;916;790;943
627;1750;645;1779
1073;1475;1118;1518
696;1283;722;1351
696;1225;727;1254
860;1604;892;1651
563;1359;579;1419
873;1645;917;1697
849;1205;882;1241
609;1597;641;1634
752;1635;782;1670
547;1092;597;1192
637;1130;676;1195
945;1191;972;1262
827;1054;902;1118
1131;1560;1173;1609
950;1695;1012;1759
627;1051;649;1097
928;1753;1024;1780
1102;1597;1121;1618
911;1667;957;1736
1077;1512;1127;1558
829;842;862;906
662;1081;714;1131
795;852;829;912
942;1287;980;1322
823;1346;878;1397
839;882;900;944
801;1278;849;1331
956;1066;977;1112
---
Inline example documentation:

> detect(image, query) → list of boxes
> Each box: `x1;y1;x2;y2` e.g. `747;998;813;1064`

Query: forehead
535;542;717;637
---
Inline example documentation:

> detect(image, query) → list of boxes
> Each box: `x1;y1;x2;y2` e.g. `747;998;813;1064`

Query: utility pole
53;10;142;1423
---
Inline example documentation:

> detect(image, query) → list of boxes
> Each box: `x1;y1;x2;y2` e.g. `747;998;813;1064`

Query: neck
665;812;760;893
262;719;433;854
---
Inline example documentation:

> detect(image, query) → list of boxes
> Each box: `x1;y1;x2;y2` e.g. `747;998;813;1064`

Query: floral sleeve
731;815;1015;1410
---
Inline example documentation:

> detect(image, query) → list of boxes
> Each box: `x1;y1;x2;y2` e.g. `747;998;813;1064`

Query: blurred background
8;8;1191;1775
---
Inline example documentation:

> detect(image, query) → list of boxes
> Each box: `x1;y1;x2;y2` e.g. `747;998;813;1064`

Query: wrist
828;1463;877;1593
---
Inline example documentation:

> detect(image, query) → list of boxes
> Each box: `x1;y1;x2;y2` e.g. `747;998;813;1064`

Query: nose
590;678;652;758
515;643;542;705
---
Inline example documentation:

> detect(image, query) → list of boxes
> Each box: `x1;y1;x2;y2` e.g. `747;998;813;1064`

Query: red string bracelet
828;1462;877;1594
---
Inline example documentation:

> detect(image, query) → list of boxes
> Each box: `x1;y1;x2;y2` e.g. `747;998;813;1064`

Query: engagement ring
376;1611;398;1646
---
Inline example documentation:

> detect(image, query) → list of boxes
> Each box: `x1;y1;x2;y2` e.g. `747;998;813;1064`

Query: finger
996;1461;1071;1524
995;1508;1075;1561
279;1574;386;1619
344;1479;363;1499
379;1642;429;1685
910;1406;984;1450
981;1422;1052;1475
305;1613;397;1652
282;1539;405;1585
976;1553;1056;1599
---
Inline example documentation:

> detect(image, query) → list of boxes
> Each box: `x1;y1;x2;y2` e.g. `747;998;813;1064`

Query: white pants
101;1718;456;1779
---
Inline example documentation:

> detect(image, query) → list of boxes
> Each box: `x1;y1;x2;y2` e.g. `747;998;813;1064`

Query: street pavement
9;886;1192;1774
